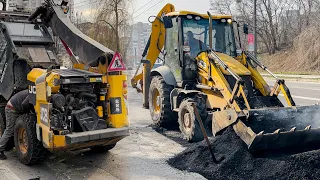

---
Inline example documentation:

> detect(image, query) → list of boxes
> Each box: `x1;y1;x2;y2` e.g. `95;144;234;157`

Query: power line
132;0;157;15
133;0;163;20
72;0;163;20
72;0;103;8
73;0;97;6
73;0;101;8
74;0;156;12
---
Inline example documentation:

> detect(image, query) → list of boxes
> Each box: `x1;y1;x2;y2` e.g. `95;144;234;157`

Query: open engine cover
72;107;108;131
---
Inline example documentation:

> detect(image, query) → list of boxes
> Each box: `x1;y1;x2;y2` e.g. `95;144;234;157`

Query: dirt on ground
168;128;320;180
261;25;320;74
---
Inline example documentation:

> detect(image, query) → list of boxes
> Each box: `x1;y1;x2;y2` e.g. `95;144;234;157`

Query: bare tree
210;0;234;14
210;0;320;55
82;0;132;63
93;0;131;51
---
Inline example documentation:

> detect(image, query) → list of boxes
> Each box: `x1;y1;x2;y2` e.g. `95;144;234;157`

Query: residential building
6;0;73;13
127;22;152;66
7;0;42;11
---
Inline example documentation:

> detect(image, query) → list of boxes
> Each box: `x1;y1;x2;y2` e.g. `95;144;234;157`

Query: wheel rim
181;108;192;133
18;128;28;154
152;89;161;113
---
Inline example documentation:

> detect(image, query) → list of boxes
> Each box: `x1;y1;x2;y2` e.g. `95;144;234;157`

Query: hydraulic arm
28;0;114;64
131;4;175;92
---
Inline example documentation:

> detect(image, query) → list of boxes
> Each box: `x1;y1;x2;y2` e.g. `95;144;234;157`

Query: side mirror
243;24;249;34
163;16;173;28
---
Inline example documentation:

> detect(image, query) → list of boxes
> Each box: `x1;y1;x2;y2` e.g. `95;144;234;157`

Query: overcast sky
73;0;211;23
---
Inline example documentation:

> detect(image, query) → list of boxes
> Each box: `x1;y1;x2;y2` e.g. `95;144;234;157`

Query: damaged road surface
168;128;320;180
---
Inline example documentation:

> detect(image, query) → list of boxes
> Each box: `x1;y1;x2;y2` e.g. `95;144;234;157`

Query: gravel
168;128;320;180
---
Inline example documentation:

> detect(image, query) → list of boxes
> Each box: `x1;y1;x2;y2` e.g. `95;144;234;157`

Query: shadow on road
148;124;191;148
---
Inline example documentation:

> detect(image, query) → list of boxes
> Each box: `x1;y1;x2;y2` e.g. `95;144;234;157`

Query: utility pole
236;0;257;56
253;0;257;57
134;47;137;66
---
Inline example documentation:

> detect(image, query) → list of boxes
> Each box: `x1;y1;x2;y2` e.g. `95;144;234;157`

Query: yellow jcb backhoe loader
131;3;320;151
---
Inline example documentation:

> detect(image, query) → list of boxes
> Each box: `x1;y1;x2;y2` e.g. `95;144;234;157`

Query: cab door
164;17;182;83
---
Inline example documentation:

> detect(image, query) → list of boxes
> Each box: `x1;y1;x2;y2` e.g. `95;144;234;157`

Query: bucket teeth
305;125;311;130
257;131;264;136
243;105;320;151
273;129;281;134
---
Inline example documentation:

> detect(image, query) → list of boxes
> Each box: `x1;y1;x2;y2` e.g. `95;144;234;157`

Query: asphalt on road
1;72;320;180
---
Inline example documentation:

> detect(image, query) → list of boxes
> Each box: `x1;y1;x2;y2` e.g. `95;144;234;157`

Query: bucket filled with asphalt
243;104;320;151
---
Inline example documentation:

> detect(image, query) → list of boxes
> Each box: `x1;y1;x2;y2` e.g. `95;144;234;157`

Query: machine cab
163;12;237;85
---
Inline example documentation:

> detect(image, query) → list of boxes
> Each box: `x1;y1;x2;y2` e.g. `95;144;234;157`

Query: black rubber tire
14;114;47;165
90;144;116;153
178;95;211;142
0;108;14;151
149;76;177;128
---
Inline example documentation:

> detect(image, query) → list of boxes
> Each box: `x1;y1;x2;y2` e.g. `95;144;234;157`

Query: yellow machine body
107;75;128;128
131;3;320;152
27;65;129;151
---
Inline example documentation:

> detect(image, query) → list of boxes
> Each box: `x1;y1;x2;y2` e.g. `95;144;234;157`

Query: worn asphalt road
1;72;320;180
265;79;320;106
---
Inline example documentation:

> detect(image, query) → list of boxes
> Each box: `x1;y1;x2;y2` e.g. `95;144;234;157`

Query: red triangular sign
108;52;126;72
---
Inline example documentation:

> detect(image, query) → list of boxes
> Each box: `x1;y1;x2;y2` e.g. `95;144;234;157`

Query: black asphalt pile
168;128;320;180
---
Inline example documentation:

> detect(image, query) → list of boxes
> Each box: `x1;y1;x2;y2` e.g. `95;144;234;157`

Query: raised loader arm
131;3;175;92
245;51;296;106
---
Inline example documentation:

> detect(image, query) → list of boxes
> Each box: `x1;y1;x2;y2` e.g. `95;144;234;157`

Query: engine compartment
49;82;108;135
36;69;110;135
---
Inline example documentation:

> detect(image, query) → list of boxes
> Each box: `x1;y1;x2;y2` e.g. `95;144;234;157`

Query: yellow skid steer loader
0;1;129;165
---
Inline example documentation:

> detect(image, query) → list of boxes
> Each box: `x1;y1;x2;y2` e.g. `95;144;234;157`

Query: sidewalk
261;73;320;81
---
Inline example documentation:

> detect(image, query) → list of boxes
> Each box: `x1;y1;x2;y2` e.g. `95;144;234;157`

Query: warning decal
108;52;126;72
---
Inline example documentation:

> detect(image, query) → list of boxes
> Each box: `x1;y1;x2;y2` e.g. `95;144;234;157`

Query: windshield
182;17;236;58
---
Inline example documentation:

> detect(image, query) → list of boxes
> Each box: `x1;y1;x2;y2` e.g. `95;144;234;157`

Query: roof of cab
166;11;232;19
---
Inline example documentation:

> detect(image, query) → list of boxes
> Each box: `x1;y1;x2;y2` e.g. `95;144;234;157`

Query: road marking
269;85;320;92
289;87;320;91
266;80;320;85
278;94;320;101
0;165;21;180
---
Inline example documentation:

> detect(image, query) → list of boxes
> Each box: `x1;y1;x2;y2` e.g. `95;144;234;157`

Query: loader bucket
234;105;320;151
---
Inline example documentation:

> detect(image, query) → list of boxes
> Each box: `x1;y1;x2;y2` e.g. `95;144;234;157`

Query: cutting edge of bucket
233;118;320;152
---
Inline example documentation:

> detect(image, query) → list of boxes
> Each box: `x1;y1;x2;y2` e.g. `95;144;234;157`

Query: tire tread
149;76;176;127
178;95;210;142
15;114;47;165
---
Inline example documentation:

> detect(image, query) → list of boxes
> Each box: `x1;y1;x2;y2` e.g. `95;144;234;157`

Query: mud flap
233;105;320;151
